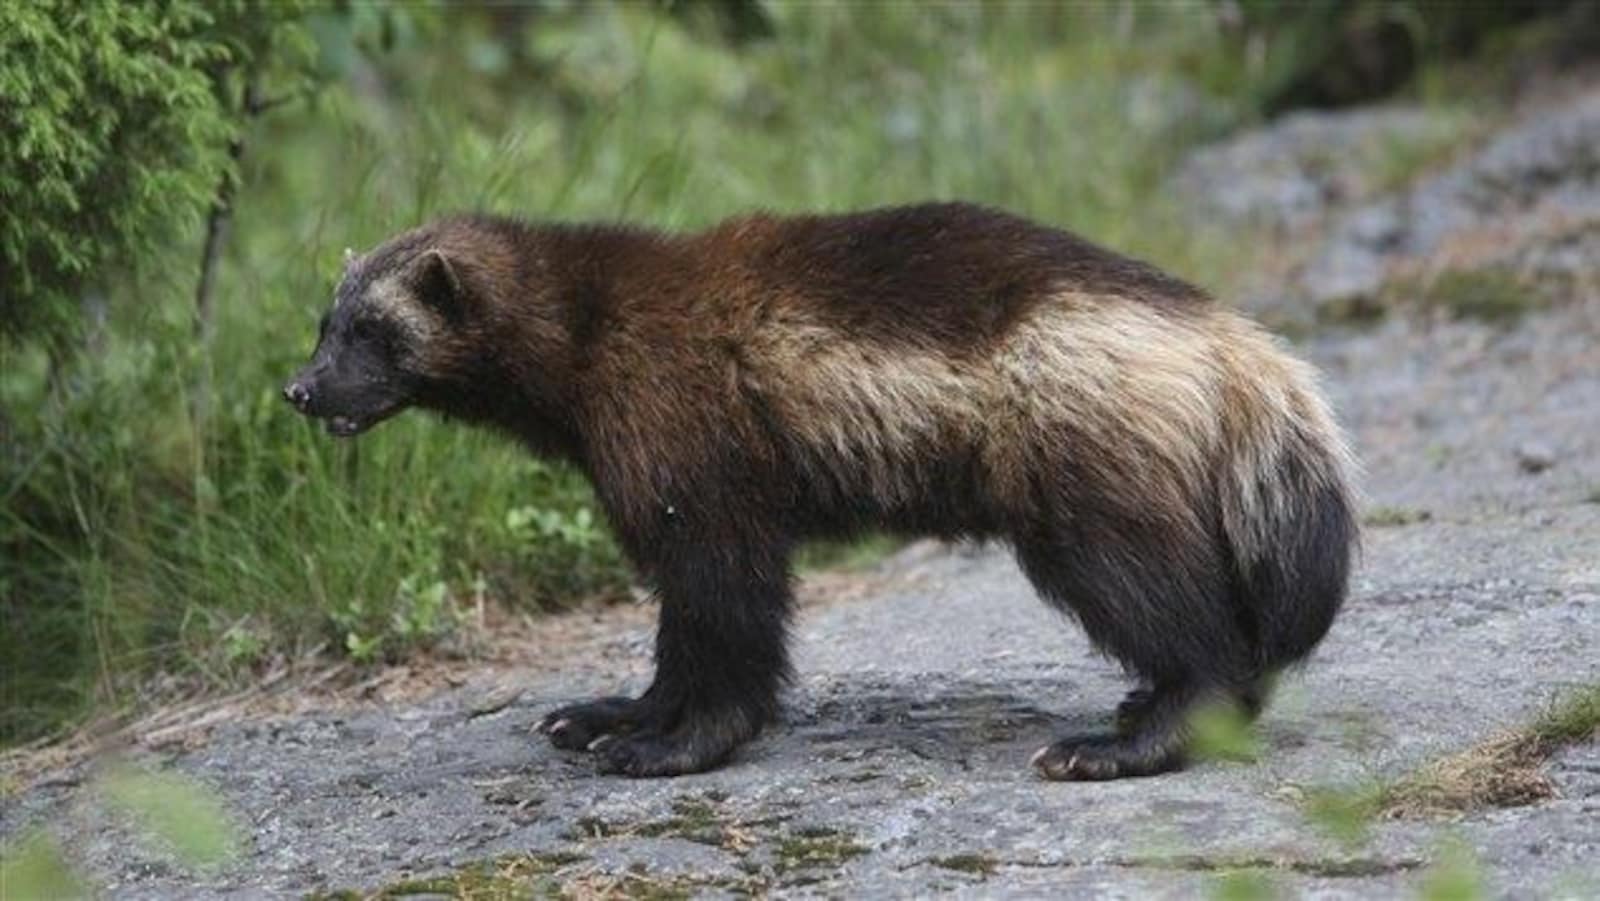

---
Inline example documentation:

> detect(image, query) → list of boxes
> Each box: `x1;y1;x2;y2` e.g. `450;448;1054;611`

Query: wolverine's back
690;202;1210;349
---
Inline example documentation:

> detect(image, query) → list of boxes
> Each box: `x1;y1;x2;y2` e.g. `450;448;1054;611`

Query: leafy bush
0;0;311;345
1207;0;1592;114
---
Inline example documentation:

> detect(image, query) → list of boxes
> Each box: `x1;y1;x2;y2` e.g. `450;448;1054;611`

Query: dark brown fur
286;202;1357;780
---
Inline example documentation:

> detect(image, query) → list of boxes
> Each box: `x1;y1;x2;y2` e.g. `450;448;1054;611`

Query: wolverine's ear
413;249;465;322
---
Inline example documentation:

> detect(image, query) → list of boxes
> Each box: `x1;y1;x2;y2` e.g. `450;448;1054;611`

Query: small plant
1300;684;1600;840
1364;507;1433;527
497;496;630;608
1381;683;1600;819
1531;682;1600;744
931;853;1000;877
1187;700;1261;764
1416;839;1486;901
1209;868;1280;901
1302;784;1384;846
795;533;904;572
328;572;460;664
0;763;241;896
0;832;86;900
220;620;268;668
391;576;454;643
1414;267;1546;322
101;765;242;869
774;827;870;874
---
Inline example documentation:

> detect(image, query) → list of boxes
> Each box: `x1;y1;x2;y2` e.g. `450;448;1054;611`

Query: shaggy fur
285;202;1358;780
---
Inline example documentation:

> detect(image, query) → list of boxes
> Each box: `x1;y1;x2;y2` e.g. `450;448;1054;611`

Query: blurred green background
1;0;1586;747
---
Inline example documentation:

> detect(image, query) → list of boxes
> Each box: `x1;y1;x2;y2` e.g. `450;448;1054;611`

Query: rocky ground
5;87;1599;900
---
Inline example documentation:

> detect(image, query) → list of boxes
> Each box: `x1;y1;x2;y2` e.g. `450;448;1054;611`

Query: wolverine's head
283;235;473;437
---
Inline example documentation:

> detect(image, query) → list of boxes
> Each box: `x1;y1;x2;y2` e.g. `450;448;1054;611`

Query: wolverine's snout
282;379;312;412
282;359;404;438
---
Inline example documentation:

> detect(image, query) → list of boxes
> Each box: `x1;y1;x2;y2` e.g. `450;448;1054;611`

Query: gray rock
1292;89;1600;314
1516;442;1557;475
1172;107;1467;232
1185;84;1600;325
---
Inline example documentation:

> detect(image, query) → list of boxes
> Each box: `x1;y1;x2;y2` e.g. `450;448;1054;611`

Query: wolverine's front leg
541;538;794;777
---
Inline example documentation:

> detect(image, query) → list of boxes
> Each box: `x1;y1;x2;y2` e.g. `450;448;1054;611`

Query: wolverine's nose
283;381;312;411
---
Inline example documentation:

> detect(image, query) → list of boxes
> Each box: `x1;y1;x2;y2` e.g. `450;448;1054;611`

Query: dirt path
5;94;1600;899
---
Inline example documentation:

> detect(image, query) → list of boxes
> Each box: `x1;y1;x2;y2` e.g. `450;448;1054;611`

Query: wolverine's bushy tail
1218;345;1360;674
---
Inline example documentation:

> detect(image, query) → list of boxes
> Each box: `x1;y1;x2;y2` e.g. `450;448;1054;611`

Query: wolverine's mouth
325;415;368;438
318;401;406;438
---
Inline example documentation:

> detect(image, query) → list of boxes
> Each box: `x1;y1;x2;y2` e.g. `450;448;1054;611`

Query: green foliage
0;832;86;901
101;765;242;869
0;765;240;896
1417;839;1486;901
0;0;312;345
1303;784;1384;847
795;533;903;572
1205;0;1585;115
1364;506;1433;527
1209;869;1281;901
1418;267;1548;322
1530;683;1600;746
931;853;1001;877
1187;701;1262;764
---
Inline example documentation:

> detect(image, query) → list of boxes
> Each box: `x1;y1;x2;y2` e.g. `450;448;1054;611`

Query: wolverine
284;202;1357;780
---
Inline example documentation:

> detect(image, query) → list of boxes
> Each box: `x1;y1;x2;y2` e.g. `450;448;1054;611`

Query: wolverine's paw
593;709;762;778
596;730;734;778
1031;734;1185;781
537;696;650;752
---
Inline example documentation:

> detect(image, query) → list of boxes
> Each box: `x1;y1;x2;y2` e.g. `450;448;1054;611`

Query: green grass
1366;111;1483;194
1364;507;1434;527
0;832;86;901
1300;683;1600;832
930;853;1001;878
1323;264;1556;331
1415;267;1550;322
773;826;870;875
1529;682;1600;745
0;763;243;895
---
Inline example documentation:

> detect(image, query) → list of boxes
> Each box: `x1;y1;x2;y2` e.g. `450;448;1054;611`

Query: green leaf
1303;785;1381;847
1187;701;1261;764
100;766;242;869
1418;840;1486;901
1209;869;1280;901
0;832;88;901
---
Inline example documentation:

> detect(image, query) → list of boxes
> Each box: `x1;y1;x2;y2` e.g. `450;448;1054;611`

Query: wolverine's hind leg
1114;685;1156;736
1035;679;1208;779
1115;673;1271;737
1015;530;1257;780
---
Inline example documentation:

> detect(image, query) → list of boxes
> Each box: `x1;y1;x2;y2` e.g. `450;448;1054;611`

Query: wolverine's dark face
284;245;463;437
